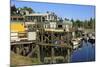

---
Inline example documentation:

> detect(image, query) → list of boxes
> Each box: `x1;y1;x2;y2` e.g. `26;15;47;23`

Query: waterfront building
11;23;27;42
25;12;58;22
11;16;24;22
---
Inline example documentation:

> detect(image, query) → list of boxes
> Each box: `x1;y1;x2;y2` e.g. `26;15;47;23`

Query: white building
25;12;58;22
24;12;73;32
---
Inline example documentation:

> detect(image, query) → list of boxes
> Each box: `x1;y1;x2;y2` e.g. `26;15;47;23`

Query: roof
63;20;72;25
11;16;24;18
11;22;25;32
25;13;48;16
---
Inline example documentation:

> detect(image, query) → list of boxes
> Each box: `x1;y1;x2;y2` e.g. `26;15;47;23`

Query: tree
71;19;74;23
11;5;35;16
87;18;95;29
92;18;95;30
71;18;75;27
59;17;63;22
75;20;82;27
64;18;69;21
11;5;17;15
83;20;88;29
23;6;35;14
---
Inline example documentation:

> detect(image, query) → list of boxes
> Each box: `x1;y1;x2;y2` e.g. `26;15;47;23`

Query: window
18;18;23;21
58;25;62;28
13;18;17;21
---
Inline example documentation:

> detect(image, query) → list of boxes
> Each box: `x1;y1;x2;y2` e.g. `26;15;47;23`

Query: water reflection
71;41;95;62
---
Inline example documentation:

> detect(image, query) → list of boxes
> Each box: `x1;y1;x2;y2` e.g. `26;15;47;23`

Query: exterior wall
11;37;19;41
64;25;69;31
25;11;29;15
11;16;24;22
25;12;58;22
44;24;49;29
25;15;45;22
46;12;58;21
25;22;36;25
49;22;57;29
11;32;28;42
46;14;54;21
11;32;19;41
28;32;37;40
11;22;25;32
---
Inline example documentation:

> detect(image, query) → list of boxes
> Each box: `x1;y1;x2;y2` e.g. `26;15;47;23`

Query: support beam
36;45;41;63
27;44;37;57
65;49;71;63
15;45;20;54
40;46;45;63
51;47;55;63
67;49;71;63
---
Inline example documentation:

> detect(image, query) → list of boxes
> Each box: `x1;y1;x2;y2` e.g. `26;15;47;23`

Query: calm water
71;41;95;62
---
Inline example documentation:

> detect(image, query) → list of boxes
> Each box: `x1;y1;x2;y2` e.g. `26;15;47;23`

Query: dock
11;40;73;64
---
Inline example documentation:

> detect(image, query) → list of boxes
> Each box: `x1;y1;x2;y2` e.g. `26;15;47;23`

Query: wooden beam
67;49;71;63
27;45;37;57
36;45;41;63
51;47;55;63
64;49;71;63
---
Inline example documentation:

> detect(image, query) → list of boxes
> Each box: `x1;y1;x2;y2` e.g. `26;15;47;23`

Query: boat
71;38;80;50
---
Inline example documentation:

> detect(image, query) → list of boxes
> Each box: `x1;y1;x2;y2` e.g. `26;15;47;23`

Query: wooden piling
51;47;55;63
36;45;41;63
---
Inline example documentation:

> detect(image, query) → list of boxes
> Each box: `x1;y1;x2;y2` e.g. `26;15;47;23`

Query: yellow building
11;22;27;41
11;22;25;33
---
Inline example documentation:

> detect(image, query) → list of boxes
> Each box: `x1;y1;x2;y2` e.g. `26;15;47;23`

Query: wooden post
64;48;71;63
23;47;26;56
41;29;44;43
11;45;15;53
51;31;54;44
41;46;44;63
67;49;71;63
21;44;25;56
36;45;41;63
51;47;55;63
19;44;22;54
15;45;20;54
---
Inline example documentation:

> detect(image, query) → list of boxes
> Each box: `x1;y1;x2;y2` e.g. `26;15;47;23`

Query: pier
11;40;73;64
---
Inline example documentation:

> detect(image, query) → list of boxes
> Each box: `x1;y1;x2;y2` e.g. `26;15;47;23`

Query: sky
11;0;95;21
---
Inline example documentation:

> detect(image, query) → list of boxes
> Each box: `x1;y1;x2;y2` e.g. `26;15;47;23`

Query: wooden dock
11;40;73;64
11;25;73;64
